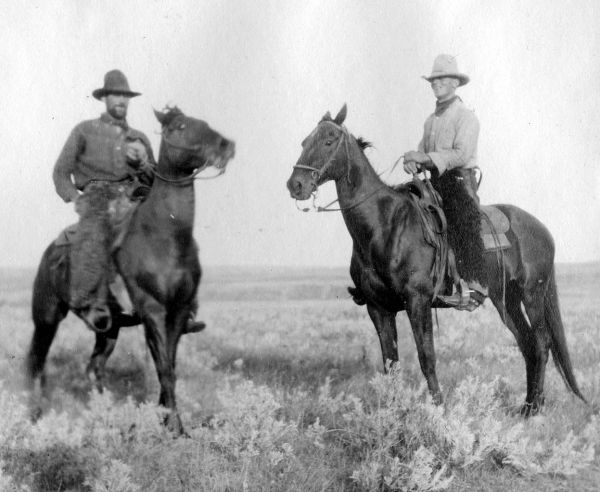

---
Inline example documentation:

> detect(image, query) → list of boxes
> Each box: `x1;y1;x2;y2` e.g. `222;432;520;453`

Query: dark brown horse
286;105;584;415
27;107;235;434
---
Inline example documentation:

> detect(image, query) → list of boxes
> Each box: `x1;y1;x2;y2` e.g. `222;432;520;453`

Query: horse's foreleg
405;292;442;404
366;304;398;369
86;326;120;392
138;300;185;436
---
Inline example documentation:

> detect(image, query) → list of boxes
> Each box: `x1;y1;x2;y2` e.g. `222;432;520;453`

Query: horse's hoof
85;368;104;393
30;406;43;423
519;401;542;417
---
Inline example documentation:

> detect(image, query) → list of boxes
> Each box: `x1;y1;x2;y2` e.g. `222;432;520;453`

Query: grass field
0;263;599;491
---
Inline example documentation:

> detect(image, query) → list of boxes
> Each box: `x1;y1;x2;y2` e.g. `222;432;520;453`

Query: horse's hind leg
520;282;552;414
491;282;548;415
86;325;120;392
27;285;68;419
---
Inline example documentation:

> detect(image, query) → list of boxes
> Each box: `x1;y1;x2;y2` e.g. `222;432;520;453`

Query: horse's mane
354;135;408;193
159;106;185;126
356;137;372;151
318;116;404;193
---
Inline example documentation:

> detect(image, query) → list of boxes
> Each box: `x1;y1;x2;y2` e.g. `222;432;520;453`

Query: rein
296;185;386;213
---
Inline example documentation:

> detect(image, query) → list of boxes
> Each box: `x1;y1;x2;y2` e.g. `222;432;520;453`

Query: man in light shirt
403;53;480;201
403;54;486;311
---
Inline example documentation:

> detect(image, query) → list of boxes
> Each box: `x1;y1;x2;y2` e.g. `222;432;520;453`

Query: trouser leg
70;184;114;331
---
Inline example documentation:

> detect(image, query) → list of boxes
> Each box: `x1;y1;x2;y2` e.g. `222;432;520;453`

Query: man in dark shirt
54;70;203;333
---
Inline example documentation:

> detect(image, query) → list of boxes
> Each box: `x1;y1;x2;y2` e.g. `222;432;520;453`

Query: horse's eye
179;124;186;130
325;140;333;146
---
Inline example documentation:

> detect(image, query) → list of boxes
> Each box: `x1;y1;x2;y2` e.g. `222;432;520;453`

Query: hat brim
422;74;469;87
92;89;142;100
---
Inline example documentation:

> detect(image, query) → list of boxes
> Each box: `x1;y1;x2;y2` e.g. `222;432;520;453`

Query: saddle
405;177;511;298
54;197;140;250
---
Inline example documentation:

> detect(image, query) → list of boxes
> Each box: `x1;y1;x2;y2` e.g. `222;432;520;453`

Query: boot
109;308;206;334
111;308;142;327
183;318;206;334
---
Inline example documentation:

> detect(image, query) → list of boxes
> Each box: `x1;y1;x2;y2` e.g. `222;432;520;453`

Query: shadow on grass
213;347;377;392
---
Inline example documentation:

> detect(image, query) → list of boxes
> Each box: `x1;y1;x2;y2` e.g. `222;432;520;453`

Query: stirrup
78;306;112;333
437;280;486;312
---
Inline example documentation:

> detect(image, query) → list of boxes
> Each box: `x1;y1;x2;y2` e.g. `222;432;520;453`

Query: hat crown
102;69;132;93
431;54;459;77
422;54;470;86
92;69;141;100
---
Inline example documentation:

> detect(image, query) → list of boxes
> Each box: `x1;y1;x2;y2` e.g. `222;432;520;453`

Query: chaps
432;169;488;286
69;182;123;312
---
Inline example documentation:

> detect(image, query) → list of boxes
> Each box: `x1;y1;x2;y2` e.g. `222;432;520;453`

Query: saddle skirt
480;205;511;251
406;179;511;252
53;198;139;251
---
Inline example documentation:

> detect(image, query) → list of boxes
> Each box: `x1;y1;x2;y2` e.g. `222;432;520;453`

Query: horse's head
286;104;349;200
154;107;235;181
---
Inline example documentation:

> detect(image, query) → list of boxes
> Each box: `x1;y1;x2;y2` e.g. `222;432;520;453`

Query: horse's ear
322;111;332;121
334;104;347;125
154;109;167;126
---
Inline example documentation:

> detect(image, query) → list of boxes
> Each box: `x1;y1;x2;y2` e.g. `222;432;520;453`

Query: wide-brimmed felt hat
422;54;470;87
92;70;141;100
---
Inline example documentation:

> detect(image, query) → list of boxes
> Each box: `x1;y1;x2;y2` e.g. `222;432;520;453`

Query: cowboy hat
92;69;141;100
422;54;470;86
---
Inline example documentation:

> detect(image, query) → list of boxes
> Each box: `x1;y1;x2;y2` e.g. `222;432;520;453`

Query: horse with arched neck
287;104;585;415
27;106;235;435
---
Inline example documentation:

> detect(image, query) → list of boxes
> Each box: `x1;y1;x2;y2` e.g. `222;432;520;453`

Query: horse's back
492;204;555;248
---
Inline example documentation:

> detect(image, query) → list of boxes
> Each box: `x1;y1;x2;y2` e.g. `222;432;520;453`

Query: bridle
292;120;383;212
149;130;226;185
293;120;351;186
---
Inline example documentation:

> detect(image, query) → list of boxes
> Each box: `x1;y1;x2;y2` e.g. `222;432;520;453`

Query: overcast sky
1;0;599;269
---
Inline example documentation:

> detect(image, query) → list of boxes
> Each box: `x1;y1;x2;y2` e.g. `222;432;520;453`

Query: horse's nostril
287;178;301;196
220;138;229;148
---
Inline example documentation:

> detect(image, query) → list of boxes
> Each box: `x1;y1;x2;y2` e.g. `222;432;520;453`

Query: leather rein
293;121;383;212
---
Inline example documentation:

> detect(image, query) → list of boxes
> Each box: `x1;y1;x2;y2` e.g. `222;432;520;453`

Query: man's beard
108;105;127;120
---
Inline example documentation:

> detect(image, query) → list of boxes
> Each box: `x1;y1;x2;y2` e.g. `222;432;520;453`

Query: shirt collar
100;112;129;131
434;95;460;116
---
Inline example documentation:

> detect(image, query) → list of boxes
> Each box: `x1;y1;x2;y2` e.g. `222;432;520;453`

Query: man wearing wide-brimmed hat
402;54;480;197
53;70;207;334
53;69;157;332
402;54;487;311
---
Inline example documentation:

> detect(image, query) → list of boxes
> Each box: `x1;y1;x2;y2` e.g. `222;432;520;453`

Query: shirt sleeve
53;126;84;203
427;111;479;174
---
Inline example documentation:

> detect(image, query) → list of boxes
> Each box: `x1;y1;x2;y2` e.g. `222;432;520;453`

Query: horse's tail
545;268;586;403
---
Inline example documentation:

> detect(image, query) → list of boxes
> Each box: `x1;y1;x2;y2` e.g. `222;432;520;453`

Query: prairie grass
0;264;599;491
